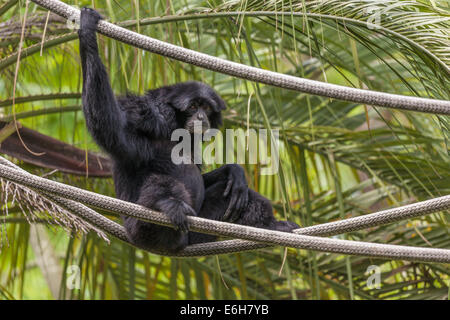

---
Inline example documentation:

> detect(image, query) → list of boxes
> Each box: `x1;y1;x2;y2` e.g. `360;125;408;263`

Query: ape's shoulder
117;92;177;138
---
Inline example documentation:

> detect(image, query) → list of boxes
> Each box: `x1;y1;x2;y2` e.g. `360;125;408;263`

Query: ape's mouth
185;119;210;134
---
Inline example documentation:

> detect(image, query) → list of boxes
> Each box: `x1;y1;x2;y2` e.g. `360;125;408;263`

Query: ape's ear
209;111;223;129
213;96;227;112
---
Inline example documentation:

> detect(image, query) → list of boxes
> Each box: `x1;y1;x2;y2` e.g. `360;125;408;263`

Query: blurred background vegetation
0;0;449;300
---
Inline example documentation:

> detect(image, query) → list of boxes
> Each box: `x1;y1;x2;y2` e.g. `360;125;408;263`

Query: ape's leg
202;164;248;222
189;180;299;244
123;175;195;253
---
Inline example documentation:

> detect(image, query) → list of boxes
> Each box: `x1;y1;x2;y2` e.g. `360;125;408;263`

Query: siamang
78;8;299;253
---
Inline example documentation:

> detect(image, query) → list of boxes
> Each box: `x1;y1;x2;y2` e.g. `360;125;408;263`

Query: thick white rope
29;0;450;115
0;158;449;262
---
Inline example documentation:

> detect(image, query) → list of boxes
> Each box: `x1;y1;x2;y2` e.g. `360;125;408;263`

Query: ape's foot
272;220;300;233
123;216;189;254
155;198;197;233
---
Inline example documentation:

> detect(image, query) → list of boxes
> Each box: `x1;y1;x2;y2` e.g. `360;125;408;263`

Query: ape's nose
197;113;204;120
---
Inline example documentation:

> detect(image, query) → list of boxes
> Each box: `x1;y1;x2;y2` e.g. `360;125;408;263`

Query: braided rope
0;158;449;262
296;197;450;236
158;194;450;257
29;0;450;115
0;157;123;239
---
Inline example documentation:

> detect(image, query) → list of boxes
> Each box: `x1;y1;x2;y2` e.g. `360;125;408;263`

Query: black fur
78;7;299;253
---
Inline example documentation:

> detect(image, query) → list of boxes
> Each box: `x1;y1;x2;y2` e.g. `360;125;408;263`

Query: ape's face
163;81;226;133
182;99;214;133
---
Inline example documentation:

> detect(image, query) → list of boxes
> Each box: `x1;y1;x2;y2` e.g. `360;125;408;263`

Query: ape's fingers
231;189;248;222
179;219;189;233
240;190;249;211
223;178;233;197
223;208;232;221
170;210;190;233
223;194;239;221
230;196;243;222
181;220;189;233
184;204;197;217
81;7;104;20
239;192;248;217
180;203;196;232
230;207;241;222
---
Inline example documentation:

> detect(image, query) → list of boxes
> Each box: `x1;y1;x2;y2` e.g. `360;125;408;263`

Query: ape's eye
189;105;196;111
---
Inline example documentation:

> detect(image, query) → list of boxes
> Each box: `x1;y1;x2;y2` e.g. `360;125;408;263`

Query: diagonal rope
0;157;449;262
29;0;450;115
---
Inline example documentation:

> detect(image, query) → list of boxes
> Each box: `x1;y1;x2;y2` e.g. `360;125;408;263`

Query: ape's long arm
78;8;129;160
78;8;178;164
